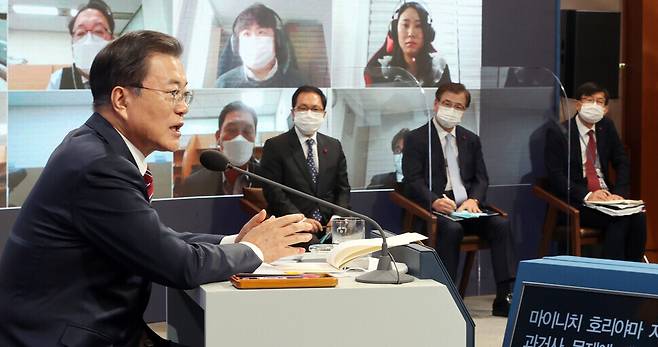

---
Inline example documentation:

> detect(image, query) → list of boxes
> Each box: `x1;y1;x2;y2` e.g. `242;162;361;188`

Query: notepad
268;232;427;272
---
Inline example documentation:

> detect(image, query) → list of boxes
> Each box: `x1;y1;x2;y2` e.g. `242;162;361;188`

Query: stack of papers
584;199;645;216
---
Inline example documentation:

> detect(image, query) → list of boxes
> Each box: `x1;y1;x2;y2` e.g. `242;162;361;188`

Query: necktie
444;133;468;205
305;139;322;222
585;130;601;192
143;169;154;203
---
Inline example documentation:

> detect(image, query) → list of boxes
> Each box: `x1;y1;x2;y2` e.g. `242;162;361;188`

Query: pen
319;232;331;244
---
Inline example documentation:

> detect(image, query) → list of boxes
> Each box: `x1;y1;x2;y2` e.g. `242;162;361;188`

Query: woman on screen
364;1;451;87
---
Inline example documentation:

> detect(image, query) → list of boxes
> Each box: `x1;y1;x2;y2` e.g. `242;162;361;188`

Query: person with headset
47;0;114;90
364;1;451;87
176;101;260;197
215;3;309;88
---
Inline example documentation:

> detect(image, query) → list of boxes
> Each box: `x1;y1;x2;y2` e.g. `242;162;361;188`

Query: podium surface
167;277;466;347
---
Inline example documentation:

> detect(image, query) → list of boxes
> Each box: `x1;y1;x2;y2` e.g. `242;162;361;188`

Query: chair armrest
532;184;580;217
487;204;508;218
389;191;436;223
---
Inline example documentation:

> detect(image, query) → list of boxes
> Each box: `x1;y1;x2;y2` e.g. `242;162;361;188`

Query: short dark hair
391;128;410;152
574;82;610;105
218;101;258;131
292;85;327;110
68;0;115;35
233;3;279;35
90;30;183;107
435;82;471;108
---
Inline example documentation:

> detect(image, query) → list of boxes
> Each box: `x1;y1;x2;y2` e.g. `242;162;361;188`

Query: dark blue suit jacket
259;128;351;225
402;122;489;209
544;116;630;204
0;113;261;346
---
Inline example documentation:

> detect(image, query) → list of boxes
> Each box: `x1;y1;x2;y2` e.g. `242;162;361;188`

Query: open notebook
266;232;427;273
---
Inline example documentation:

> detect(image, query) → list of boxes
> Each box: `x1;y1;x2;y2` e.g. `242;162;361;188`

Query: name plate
509;282;658;346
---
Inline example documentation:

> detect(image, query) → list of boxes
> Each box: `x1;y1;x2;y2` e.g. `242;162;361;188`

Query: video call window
332;0;481;89
176;0;331;89
7;0;172;90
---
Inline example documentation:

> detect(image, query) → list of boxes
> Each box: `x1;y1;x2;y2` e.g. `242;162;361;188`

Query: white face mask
579;102;605;124
435;105;464;129
239;36;275;71
220;135;254;167
72;32;110;71
393;153;403;182
294;111;325;136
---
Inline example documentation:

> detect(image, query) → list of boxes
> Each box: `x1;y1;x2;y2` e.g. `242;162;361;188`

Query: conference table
167;277;467;346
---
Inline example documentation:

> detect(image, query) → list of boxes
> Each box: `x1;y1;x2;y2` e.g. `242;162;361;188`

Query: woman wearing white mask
177;101;260;197
47;0;114;90
215;3;309;88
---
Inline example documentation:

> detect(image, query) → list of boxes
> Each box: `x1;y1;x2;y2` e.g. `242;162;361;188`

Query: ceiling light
13;5;59;16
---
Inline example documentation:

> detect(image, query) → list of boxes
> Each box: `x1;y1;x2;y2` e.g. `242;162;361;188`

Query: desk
167;277;467;346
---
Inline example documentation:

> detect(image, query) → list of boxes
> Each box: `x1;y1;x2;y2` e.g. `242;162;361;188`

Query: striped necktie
143;169;154;202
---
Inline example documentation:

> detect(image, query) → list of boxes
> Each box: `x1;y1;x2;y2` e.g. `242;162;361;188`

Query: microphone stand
226;163;414;284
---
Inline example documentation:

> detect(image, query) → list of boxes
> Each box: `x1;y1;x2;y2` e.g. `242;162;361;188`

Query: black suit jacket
402;122;489;209
176;159;259;197
259;128;351;224
545;116;629;204
0;113;261;347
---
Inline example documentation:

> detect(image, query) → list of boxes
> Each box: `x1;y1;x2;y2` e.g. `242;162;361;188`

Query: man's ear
603;104;610;115
111;86;131;121
433;99;439;114
215;129;222;148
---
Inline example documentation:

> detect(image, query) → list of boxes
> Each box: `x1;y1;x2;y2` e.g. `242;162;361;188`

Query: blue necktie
444;134;468;205
305;139;322;221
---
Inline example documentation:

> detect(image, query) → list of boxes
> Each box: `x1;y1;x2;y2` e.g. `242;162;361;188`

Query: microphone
200;150;414;284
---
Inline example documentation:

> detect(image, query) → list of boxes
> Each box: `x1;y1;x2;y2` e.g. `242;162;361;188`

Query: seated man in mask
177;101;259;196
403;82;517;316
215;3;308;88
48;0;114;90
260;86;351;239
545;82;646;261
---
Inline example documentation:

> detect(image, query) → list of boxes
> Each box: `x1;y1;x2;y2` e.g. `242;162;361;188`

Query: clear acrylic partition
471;66;570;294
7;90;174;207
332;66;435;210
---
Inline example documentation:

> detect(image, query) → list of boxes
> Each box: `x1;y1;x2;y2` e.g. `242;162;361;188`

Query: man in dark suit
0;31;312;347
177;101;259;197
545;82;646;261
403;82;516;317
260;85;351;236
368;128;409;189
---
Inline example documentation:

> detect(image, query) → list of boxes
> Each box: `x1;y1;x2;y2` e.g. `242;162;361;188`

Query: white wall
9;30;71;65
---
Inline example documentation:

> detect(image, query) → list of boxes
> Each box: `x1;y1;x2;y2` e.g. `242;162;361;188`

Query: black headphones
229;3;285;55
388;1;435;44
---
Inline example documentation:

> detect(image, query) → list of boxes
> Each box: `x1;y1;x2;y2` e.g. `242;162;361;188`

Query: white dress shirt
114;128;264;261
433;118;459;192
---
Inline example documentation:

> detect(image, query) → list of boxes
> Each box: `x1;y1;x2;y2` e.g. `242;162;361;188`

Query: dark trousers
579;208;646;261
435;215;517;285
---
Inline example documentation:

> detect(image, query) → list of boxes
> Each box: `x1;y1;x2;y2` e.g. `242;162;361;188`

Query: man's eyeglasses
439;100;466;111
72;28;111;41
129;85;194;106
293;106;324;113
580;97;606;106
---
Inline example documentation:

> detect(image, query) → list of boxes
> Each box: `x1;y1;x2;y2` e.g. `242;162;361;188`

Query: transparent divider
331;66;434;212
